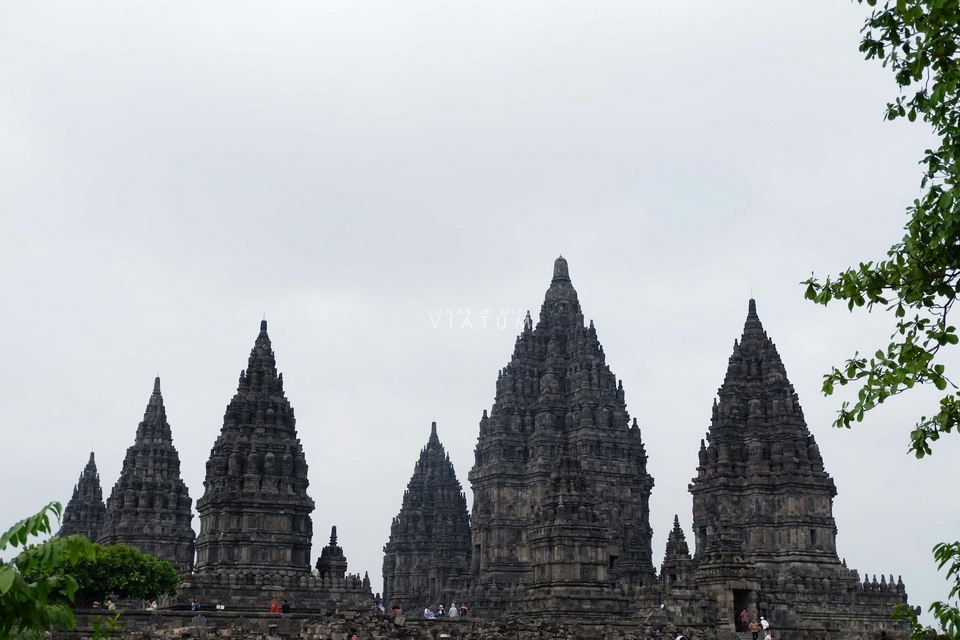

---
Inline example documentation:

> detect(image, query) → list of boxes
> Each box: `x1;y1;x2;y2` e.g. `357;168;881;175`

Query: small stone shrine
382;422;471;611
57;452;106;541
316;527;348;580
99;377;196;574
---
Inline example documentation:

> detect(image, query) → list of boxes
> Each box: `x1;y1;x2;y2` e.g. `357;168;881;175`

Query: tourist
377;601;385;614
349;635;359;640
760;616;770;633
281;600;290;614
423;606;436;619
459;603;468;617
191;599;200;612
740;609;749;631
748;619;760;640
106;599;116;611
437;604;444;618
449;602;458;619
269;598;280;614
146;600;157;610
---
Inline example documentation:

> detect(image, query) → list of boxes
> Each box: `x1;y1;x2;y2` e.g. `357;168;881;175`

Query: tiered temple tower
382;422;471;611
687;300;909;633
100;378;196;574
194;321;314;577
58;452;106;541
467;257;655;616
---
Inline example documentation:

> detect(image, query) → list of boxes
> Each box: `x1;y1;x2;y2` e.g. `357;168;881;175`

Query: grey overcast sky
2;0;958;620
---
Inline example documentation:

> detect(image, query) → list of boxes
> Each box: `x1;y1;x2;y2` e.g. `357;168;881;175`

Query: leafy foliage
89;614;122;640
895;543;960;640
0;502;96;640
804;1;960;637
804;0;960;459
29;543;179;607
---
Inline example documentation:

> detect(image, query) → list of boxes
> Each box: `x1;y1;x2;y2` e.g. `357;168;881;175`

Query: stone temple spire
664;515;691;560
58;452;105;541
691;299;838;566
383;422;471;611
195;320;315;577
660;515;695;591
100;378;196;573
469;257;656;615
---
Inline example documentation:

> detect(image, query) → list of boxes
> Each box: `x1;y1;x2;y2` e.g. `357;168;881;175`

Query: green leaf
0;564;15;594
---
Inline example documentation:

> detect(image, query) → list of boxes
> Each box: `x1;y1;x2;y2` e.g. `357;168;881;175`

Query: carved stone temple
183;320;370;608
673;299;910;633
382;422;471;611
58;452;106;541
99;378;196;574
464;256;656;616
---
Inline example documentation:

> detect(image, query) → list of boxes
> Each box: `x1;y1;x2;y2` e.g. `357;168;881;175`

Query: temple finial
153;376;161;393
260;319;268;332
431;421;437;436
552;255;570;281
748;298;757;316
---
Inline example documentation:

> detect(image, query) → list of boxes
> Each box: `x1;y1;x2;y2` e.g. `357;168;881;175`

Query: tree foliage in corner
0;502;96;640
803;0;960;637
51;543;180;607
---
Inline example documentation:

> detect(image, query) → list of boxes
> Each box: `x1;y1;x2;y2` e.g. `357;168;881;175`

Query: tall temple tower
690;300;838;565
194;320;314;577
58;452;106;541
688;300;908;630
468;257;655;615
382;422;471;611
100;378;196;574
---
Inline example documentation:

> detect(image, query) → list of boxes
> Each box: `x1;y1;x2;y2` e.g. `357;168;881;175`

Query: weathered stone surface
194;321;314;577
58;452;105;541
382;422;471;611
100;377;196;573
466;257;656;616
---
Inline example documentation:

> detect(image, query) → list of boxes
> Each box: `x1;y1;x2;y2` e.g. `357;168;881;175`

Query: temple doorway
733;589;751;631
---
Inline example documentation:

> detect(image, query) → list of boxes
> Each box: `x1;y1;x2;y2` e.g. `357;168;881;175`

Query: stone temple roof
58;451;105;541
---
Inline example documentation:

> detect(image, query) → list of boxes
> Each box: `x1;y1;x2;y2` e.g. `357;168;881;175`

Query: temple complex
465;257;655;616
382;422;471;611
57;452;105;541
99;378;196;574
58;259;912;637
